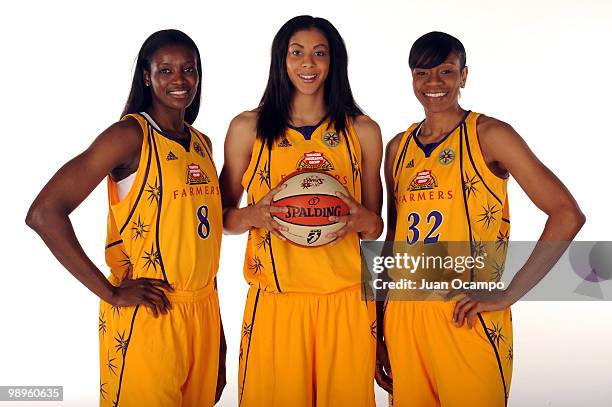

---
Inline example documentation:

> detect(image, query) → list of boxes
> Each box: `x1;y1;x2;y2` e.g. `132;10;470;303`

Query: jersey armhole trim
471;113;510;182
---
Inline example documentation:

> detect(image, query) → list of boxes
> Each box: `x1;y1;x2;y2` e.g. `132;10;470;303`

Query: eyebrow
289;43;328;49
413;63;457;70
157;60;196;65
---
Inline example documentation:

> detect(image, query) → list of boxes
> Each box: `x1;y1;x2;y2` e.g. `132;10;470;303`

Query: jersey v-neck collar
287;115;329;140
140;111;192;152
413;110;471;157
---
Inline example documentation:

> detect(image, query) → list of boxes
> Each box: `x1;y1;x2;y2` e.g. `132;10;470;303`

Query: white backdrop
1;0;611;406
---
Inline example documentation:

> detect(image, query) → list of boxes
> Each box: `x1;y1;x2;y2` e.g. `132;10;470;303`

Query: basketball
271;170;350;247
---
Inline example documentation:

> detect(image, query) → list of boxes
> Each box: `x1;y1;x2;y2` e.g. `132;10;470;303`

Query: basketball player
219;15;383;406
376;31;585;407
26;30;226;406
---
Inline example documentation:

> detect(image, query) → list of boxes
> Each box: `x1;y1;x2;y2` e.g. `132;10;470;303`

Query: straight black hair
409;31;466;71
257;15;362;149
122;29;203;124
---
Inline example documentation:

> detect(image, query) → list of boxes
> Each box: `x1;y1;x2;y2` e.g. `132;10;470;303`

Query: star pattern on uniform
257;160;270;189
131;215;149;240
477;202;500;229
463;172;480;199
119;250;133;274
370;320;377;339
507;345;514;365
471;240;487;259
142;244;161;272
350;156;361;186
98;311;107;337
492;261;505;282
106;349;118;376
110;305;122;318
242;321;253;340
114;330;129;356
496;230;509;251
248;255;264;274
100;381;108;400
486;321;506;348
145;178;161;206
256;231;271;252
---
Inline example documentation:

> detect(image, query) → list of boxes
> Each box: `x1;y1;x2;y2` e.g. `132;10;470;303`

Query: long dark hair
122;29;203;124
257;15;362;148
409;31;466;70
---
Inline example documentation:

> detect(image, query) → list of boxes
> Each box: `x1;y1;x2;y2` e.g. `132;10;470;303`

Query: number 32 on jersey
406;210;443;244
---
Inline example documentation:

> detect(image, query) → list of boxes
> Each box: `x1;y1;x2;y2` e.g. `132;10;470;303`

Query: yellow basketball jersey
241;119;363;294
104;113;222;291
392;111;510;282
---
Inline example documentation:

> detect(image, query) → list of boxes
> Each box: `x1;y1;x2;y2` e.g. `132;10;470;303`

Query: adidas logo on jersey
278;137;292;147
166;151;178;161
406;159;414;168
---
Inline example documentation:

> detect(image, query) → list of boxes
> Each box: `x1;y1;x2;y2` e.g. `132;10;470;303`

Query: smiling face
144;44;199;112
286;28;330;96
412;53;468;114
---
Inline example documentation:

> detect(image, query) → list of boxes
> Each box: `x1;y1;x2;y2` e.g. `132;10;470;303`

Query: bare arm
218;111;287;238
452;116;585;327
479;116;585;301
354;115;384;240
374;131;404;394
383;132;404;242
26;118;173;314
328;115;384;241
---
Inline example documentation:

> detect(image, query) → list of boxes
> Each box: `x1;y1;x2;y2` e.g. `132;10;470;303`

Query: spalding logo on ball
272;170;350;247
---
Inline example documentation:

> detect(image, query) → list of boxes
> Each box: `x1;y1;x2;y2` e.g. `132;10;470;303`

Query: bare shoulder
352;114;381;137
91;115;143;153
228;110;258;137
476;114;520;142
224;110;259;163
386;131;405;155
202;134;213;151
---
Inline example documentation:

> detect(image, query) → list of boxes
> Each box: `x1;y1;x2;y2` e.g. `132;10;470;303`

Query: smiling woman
377;31;584;407
219;15;384;407
26;29;226;407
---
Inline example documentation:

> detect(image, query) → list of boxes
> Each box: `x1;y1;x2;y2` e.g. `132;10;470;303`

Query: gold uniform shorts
238;285;376;407
98;279;221;407
384;301;513;407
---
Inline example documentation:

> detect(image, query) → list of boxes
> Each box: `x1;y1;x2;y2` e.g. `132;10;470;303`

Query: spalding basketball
271;171;350;247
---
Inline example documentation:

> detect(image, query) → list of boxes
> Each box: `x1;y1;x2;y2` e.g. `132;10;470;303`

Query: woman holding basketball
219;15;383;406
26;30;226;406
376;31;584;406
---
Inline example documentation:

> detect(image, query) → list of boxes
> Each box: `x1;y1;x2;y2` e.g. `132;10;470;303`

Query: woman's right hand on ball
247;183;288;240
109;277;174;317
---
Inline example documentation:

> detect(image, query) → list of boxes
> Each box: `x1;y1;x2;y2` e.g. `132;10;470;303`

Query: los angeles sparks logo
409;169;438;191
187;163;210;185
296;151;334;171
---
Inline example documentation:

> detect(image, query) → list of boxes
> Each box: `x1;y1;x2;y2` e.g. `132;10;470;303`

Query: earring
145;82;150;87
